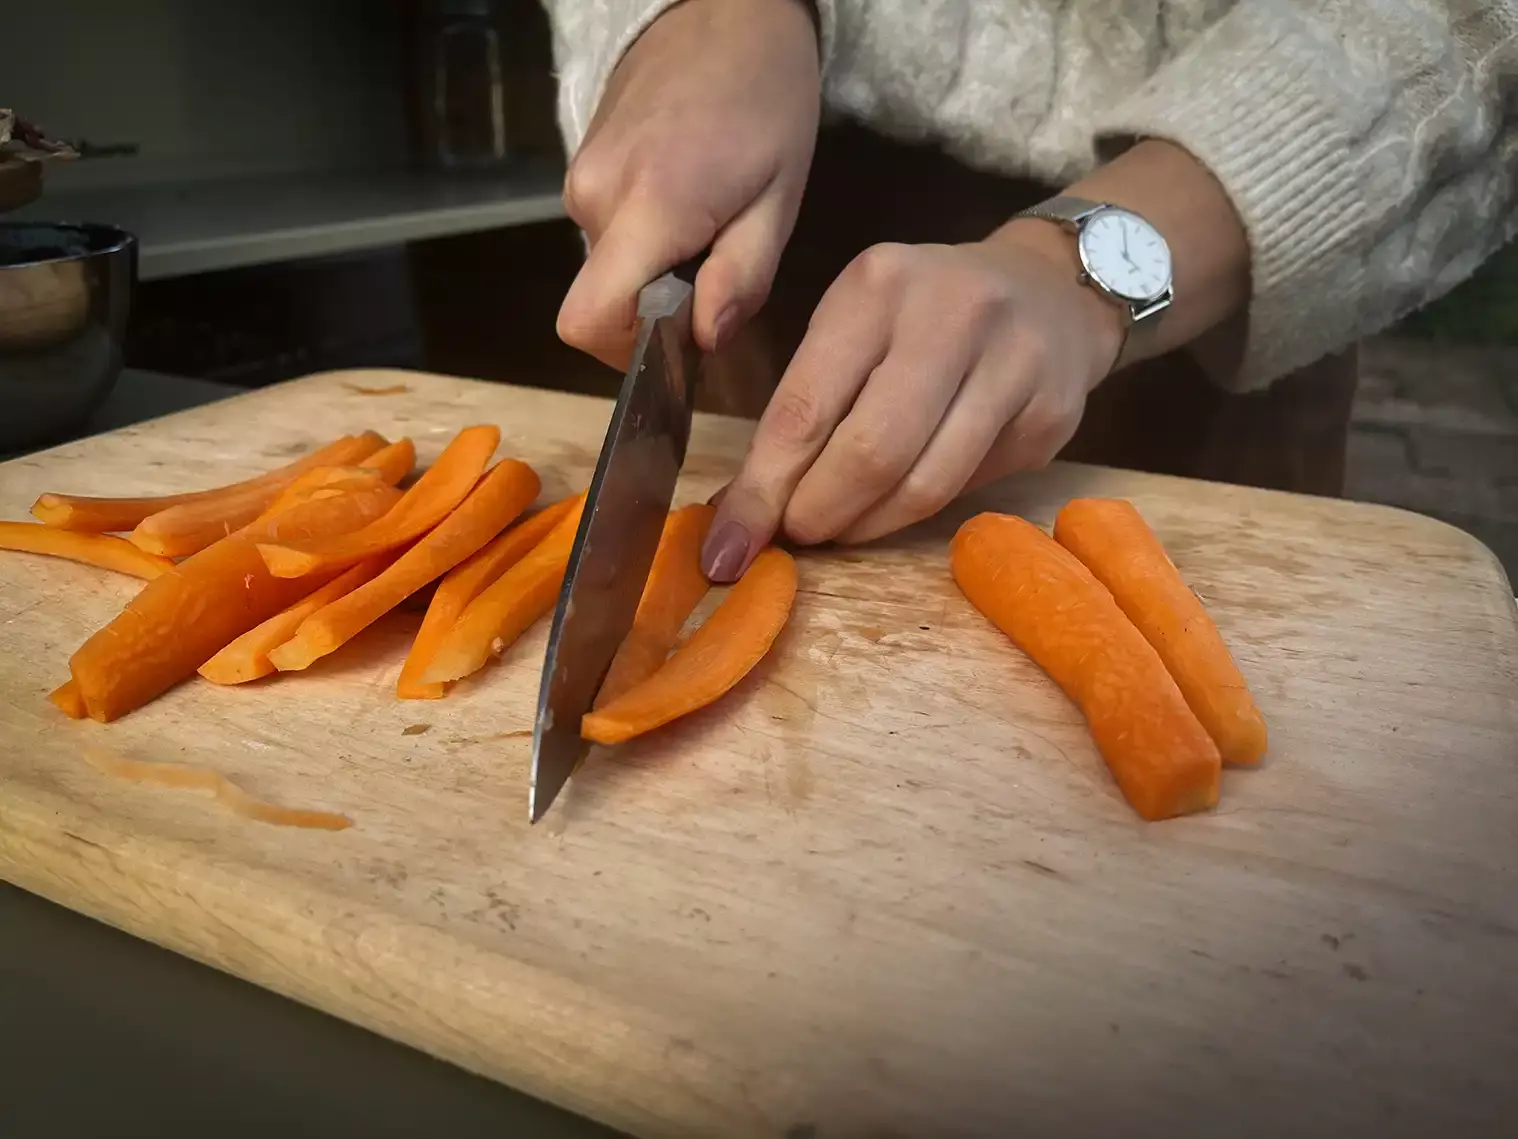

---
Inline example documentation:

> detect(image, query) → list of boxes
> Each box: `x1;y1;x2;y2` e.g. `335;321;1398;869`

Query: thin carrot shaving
417;496;586;685
31;431;386;532
595;503;715;708
81;748;351;830
398;493;581;699
256;425;501;578
582;547;797;745
49;679;87;719
0;520;174;579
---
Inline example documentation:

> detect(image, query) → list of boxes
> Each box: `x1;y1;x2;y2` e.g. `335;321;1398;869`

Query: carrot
949;512;1220;821
267;459;541;672
1052;498;1269;767
81;748;351;830
67;481;402;722
49;679;87;719
252;466;387;525
131;439;415;558
582;547;796;745
197;554;396;685
594;503;715;708
0;520;174;579
397;494;581;699
256;425;500;578
416;496;586;685
31;431;386;532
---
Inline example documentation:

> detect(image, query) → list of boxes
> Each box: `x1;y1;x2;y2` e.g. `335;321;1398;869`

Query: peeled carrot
398;494;581;699
252;466;387;525
268;459;541;672
49;679;87;719
0;520;174;579
1053;498;1268;767
594;503;715;708
417;496;586;685
198;554;396;685
67;481;402;722
31;431;386;532
582;546;796;745
131;439;414;558
256;425;500;578
950;512;1221;821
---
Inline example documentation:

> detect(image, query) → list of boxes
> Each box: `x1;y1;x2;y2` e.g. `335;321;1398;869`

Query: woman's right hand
555;0;822;369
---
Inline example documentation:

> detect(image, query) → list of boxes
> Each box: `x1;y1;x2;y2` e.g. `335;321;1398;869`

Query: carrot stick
267;459;541;672
49;679;87;719
197;554;396;685
416;496;586;685
949;512;1220;821
131;441;415;558
252;467;388;525
67;481;402;722
582;547;796;745
256;425;501;578
398;493;581;699
1053;497;1269;767
594;503;715;709
31;431;386;532
0;520;174;579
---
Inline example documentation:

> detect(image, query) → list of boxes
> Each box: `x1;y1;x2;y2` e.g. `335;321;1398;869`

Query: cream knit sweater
543;1;1518;389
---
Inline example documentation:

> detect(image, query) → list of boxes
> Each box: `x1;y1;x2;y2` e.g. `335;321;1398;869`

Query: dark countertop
0;369;623;1139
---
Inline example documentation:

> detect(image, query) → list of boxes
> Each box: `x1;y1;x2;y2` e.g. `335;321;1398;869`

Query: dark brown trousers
702;123;1357;497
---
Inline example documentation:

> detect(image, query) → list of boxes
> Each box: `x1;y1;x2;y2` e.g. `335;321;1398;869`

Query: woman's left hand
701;222;1129;580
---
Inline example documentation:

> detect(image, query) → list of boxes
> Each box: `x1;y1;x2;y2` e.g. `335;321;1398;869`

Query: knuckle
838;426;908;487
763;387;829;451
851;242;915;292
894;472;959;524
561;155;613;226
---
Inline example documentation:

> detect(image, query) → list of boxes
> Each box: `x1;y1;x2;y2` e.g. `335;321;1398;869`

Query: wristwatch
1015;195;1173;368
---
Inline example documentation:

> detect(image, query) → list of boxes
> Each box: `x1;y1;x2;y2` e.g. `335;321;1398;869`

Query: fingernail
711;305;738;350
702;520;751;583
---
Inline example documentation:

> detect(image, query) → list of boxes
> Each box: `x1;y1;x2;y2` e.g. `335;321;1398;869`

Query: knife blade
528;268;702;823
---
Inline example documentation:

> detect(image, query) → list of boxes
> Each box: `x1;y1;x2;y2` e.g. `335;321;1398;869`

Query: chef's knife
528;259;704;823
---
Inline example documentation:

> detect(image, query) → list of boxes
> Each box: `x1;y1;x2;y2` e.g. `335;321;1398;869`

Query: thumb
691;183;797;352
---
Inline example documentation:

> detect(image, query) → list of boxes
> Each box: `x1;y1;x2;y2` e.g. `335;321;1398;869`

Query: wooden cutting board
2;370;1516;1139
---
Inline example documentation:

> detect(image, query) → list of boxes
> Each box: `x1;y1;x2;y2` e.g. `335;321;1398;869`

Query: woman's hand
701;222;1129;580
556;0;821;368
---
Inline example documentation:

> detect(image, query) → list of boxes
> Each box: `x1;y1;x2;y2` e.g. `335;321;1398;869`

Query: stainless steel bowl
0;222;137;453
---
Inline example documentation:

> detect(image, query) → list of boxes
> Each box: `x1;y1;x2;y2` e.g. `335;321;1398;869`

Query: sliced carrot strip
252;466;388;525
950;512;1220;822
49;679;87;719
582;546;796;745
81;748;351;830
268;459;541;672
1053;498;1268;767
67;481;402;722
0;520;174;579
198;554;396;685
417;496;586;685
594;504;715;708
31;431;386;532
256;425;500;578
398;494;581;699
131;442;414;558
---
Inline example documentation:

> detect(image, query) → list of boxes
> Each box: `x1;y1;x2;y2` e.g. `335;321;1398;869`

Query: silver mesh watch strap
1015;195;1107;230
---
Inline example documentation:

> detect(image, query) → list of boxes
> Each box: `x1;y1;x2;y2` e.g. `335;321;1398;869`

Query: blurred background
3;0;1514;575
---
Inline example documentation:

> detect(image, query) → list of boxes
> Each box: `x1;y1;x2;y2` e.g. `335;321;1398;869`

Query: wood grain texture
1;369;1516;1139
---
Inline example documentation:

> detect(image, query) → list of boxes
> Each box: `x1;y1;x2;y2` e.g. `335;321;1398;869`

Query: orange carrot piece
417;496;586;685
132;441;414;558
0;520;174;579
49;679;87;719
31;431;386;532
582;546;796;745
252;466;388;525
398;494;580;699
197;554;396;685
594;503;715;708
1053;497;1268;767
67;481;402;722
81;748;351;830
268;459;541;672
256;425;501;578
950;512;1221;821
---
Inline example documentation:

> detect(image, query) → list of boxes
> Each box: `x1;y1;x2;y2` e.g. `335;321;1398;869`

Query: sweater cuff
1091;4;1369;392
555;0;837;160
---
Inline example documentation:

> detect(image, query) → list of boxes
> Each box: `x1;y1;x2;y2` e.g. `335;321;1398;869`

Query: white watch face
1077;208;1172;303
